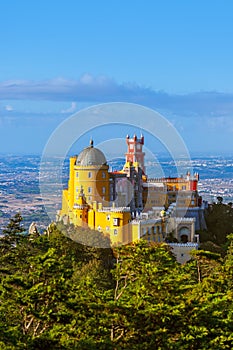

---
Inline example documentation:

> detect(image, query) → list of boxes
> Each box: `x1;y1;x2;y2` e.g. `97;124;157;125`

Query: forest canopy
0;215;232;349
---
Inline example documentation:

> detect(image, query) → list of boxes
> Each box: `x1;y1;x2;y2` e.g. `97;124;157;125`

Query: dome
76;141;107;166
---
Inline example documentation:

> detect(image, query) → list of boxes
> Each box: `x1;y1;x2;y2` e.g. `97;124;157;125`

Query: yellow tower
72;186;89;227
60;139;111;223
73;139;110;207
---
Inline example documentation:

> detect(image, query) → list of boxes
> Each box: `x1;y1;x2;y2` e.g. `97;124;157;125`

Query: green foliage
199;240;225;256
2;212;24;235
199;203;233;253
1;213;25;252
0;216;232;349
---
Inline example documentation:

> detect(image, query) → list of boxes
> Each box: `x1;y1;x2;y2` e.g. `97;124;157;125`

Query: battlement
97;206;131;213
175;217;196;223
169;242;199;248
148;176;198;183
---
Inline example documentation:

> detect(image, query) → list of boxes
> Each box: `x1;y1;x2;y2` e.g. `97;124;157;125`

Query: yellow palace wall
88;206;132;245
73;165;110;206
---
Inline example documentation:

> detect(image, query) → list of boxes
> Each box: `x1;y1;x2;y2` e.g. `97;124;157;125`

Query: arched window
179;227;190;243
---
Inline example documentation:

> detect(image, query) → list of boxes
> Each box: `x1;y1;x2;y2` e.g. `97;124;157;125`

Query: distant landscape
0;153;232;233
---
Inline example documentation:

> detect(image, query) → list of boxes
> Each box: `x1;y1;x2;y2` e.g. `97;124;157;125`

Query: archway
178;226;190;243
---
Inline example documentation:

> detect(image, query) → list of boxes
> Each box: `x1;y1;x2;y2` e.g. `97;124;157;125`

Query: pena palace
59;135;207;263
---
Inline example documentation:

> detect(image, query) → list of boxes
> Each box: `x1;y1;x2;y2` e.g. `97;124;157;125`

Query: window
102;172;106;178
113;218;119;226
102;186;106;194
76;187;79;192
88;172;92;178
182;185;186;190
106;215;110;221
106;226;110;231
88;196;92;201
76;172;79;178
88;187;92;193
114;229;118;236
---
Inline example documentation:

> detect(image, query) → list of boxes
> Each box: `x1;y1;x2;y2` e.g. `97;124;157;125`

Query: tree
0;221;114;349
1;215;233;349
109;241;188;348
190;249;221;283
2;213;24;235
216;196;223;204
204;202;233;247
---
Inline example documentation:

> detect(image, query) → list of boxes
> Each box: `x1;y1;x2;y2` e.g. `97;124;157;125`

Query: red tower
125;134;145;173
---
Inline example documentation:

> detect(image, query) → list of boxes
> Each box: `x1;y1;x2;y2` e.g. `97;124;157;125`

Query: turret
125;134;145;173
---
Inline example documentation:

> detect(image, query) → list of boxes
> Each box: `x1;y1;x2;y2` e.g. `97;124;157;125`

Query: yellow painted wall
71;207;88;227
73;165;110;206
60;189;69;216
93;209;131;246
132;222;140;242
144;178;199;208
131;221;164;244
67;156;76;209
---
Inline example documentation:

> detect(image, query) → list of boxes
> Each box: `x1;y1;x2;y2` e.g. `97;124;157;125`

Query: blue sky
0;0;233;154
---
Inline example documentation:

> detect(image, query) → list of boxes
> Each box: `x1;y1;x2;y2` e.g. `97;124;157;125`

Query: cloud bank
0;74;233;117
61;102;77;114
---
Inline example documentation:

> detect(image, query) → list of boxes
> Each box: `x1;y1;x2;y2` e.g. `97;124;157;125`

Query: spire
140;133;144;145
89;138;94;147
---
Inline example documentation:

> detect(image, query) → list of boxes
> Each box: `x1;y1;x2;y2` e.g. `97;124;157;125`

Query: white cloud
61;102;77;114
5;104;13;111
0;75;232;119
80;73;94;84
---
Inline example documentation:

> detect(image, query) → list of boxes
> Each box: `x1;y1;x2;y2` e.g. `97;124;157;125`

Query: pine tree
2;212;24;235
0;213;25;254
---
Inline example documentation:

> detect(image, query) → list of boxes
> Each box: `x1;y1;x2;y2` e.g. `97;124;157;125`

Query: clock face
137;144;141;150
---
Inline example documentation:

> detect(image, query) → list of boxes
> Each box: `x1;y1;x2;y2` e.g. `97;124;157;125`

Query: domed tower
68;139;110;208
